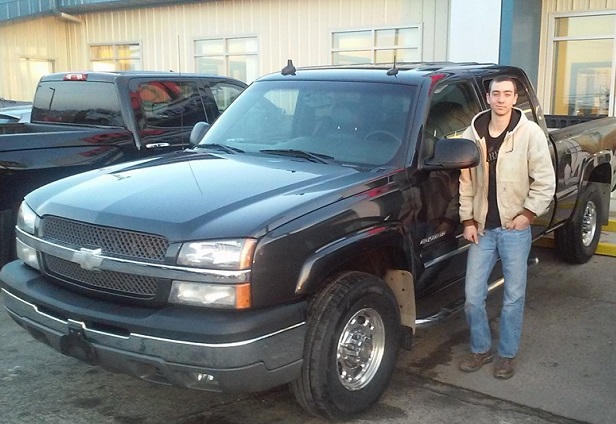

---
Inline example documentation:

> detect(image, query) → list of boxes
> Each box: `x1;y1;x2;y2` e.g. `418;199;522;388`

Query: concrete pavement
0;192;614;423
394;190;616;424
2;246;612;424
399;247;616;424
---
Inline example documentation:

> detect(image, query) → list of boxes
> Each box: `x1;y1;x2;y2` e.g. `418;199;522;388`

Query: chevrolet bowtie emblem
73;248;104;271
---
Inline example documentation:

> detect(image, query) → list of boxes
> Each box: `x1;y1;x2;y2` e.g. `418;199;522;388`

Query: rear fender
579;150;613;225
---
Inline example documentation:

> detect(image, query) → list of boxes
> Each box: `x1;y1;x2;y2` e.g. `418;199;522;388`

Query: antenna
177;35;181;73
387;56;399;76
281;59;296;76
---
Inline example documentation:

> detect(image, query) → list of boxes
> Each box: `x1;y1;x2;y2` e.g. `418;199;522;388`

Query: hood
26;151;381;242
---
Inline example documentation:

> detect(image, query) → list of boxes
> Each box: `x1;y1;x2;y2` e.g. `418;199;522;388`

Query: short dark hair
489;75;518;95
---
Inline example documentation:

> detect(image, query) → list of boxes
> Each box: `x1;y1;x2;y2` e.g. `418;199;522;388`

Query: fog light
169;281;250;309
16;238;40;270
193;372;218;385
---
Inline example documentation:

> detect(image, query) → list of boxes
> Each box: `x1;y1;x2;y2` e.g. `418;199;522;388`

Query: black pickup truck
0;71;247;265
1;63;615;419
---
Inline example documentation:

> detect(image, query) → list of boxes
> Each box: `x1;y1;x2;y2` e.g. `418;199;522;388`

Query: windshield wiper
196;143;244;154
260;149;334;164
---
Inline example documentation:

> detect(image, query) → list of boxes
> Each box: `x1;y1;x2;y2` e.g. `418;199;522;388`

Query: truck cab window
211;82;245;114
31;81;123;126
425;82;481;140
137;81;207;128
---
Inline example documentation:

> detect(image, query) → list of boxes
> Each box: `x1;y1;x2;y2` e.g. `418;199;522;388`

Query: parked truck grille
41;216;169;262
39;216;169;300
44;255;158;298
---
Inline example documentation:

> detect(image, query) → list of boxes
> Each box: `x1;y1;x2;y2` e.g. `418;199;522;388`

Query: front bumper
0;260;306;393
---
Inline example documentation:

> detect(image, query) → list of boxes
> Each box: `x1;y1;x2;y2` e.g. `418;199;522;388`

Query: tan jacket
459;108;556;233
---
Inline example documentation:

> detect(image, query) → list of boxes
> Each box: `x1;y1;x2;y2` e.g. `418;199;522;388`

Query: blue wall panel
0;0;193;22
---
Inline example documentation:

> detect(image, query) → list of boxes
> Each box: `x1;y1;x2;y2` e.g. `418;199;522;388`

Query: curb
534;219;616;258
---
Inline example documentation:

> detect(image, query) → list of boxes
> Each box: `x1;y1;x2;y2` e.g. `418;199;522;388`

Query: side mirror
422;137;479;170
189;121;211;146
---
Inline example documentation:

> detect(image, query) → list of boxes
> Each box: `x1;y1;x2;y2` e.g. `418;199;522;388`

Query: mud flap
384;269;415;350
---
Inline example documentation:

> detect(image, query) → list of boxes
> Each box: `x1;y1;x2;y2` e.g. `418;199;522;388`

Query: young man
458;75;555;379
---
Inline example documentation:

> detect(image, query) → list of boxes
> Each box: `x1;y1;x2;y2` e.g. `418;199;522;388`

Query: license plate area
60;326;97;364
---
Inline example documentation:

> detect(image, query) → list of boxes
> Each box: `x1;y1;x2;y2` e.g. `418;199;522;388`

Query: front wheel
291;271;401;419
0;207;18;268
555;184;603;263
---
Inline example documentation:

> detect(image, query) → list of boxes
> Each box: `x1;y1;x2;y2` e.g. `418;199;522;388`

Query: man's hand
463;223;479;244
506;214;531;230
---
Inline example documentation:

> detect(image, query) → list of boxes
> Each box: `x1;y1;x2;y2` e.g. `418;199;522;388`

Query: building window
19;58;54;101
331;27;421;65
549;12;615;116
90;44;141;71
194;37;258;83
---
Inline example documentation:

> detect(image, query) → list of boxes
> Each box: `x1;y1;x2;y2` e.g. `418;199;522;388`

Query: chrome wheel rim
336;307;385;391
581;200;598;247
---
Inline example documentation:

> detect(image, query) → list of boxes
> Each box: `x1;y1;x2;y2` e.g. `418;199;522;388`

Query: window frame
193;36;259;83
90;42;142;71
330;25;423;65
546;10;616;116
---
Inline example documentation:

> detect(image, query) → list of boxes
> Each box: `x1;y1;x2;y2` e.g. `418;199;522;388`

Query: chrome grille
39;216;169;301
41;216;168;262
44;255;158;298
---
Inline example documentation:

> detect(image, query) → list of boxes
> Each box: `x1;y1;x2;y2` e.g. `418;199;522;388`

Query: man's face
487;80;518;117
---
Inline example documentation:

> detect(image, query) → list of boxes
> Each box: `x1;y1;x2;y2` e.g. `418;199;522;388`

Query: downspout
51;0;84;71
51;0;83;24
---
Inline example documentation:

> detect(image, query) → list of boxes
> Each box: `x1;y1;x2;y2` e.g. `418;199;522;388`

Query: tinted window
425;82;482;139
211;82;245;113
138;81;207;128
31;81;123;126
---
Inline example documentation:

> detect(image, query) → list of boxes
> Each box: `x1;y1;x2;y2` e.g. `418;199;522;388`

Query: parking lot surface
1;245;614;424
2;188;616;424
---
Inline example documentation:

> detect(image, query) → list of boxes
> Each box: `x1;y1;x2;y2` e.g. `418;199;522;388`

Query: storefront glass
551;14;615;116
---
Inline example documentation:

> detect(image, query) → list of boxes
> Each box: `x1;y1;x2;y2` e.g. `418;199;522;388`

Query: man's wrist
520;209;536;223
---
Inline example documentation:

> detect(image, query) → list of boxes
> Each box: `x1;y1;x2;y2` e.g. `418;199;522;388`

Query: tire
555;184;603;264
0;208;17;268
291;271;401;419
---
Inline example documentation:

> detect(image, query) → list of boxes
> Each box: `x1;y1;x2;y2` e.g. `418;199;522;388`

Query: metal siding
0;16;69;100
78;0;439;73
1;0;450;99
430;0;450;60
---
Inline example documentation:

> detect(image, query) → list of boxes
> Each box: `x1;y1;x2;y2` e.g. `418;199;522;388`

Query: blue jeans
464;226;531;358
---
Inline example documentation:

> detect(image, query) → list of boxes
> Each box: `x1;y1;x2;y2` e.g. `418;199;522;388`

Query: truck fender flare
294;224;410;296
578;149;613;224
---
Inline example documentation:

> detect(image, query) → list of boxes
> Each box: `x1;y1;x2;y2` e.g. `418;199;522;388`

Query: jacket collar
470;107;527;141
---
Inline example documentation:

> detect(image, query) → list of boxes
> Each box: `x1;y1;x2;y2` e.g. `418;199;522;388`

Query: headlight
16;202;38;235
169;281;251;309
15;202;40;269
177;239;256;269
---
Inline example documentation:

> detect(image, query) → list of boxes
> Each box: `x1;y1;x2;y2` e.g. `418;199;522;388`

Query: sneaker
459;351;493;372
494;356;515;379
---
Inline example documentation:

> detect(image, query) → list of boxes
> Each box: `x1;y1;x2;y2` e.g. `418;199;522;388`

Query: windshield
199;80;414;167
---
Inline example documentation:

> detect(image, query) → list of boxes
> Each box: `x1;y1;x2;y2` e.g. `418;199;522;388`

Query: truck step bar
415;252;539;327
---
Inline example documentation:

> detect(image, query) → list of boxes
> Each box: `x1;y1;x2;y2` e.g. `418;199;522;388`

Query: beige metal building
1;0;616;117
0;0;449;101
